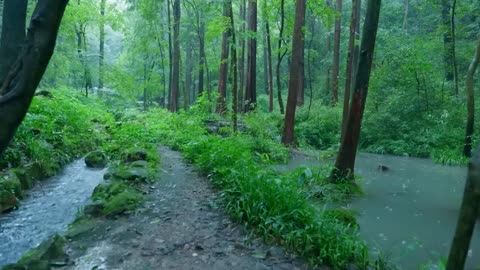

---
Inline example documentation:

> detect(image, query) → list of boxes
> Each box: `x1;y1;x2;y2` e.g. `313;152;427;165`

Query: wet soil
60;147;313;270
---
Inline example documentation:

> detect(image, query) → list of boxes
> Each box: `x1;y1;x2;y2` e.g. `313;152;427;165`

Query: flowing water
0;159;105;266
286;152;480;269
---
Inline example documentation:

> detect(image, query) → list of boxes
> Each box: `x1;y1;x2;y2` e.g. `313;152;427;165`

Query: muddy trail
60;147;312;270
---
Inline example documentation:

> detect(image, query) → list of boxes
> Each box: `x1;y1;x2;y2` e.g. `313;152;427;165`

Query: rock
35;90;53;98
130;160;149;168
0;173;22;212
85;151;108;168
377;165;389;171
6;234;68;270
125;149;148;162
84;202;105;217
66;219;96;239
0;190;17;213
119;168;149;182
13;162;43;189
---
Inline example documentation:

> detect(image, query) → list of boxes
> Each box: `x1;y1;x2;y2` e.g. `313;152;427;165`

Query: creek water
285;152;480;269
0;159;105;267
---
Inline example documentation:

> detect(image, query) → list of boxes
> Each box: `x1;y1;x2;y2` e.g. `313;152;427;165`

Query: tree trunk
75;23;93;96
352;0;361;88
402;0;409;31
244;0;257;112
170;0;180;112
342;0;360;139
0;0;28;85
238;0;246;112
185;39;193;107
296;33;305;107
276;0;286;114
216;0;231;115
228;0;238;131
198;18;206;95
446;146;480;270
263;37;269;96
330;0;382;182
451;0;459;96
167;0;173;105
99;0;105;89
0;0;69;156
282;0;306;146
331;0;342;105
463;38;480;158
266;20;274;113
442;0;454;82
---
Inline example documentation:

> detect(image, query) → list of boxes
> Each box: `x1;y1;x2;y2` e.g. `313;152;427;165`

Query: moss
92;182;130;201
102;190;143;216
84;150;108;168
66;218;97;239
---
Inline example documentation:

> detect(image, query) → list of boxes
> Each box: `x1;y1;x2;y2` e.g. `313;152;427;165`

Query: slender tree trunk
99;0;105;90
167;0;173;105
244;0;257;112
442;0;454;82
452;0;459;96
342;0;360;139
263;37;269;95
296;35;305;107
238;0;246;112
282;0;306;146
446;146;480;270
276;0;286;114
307;14;315;114
227;0;238;131
185;40;193;107
216;0;231;115
198;18;206;95
330;0;382;182
402;0;409;31
266;20;274;113
0;0;28;84
75;24;92;96
463;38;480;158
170;0;181;112
331;0;342;105
352;0;361;88
0;0;69;156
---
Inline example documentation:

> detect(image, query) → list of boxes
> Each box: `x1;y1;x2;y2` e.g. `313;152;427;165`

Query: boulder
117;168;149;182
130;160;149;168
85;151;108;168
83;202;105;217
125;149;148;162
13;162;44;189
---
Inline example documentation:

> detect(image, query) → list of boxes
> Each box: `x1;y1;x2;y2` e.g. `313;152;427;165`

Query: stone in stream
0;172;22;213
2;234;67;270
85;151;108;168
125;149;148;162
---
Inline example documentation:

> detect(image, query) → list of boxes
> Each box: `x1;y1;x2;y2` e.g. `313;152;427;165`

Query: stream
0;159;105;267
285;151;480;269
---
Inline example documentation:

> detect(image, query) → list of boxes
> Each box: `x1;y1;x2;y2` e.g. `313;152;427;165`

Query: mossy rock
66;218;97;239
125;149;148;162
0;174;22;212
13;162;44;189
3;234;67;270
85;151;108;168
104;166;150;182
92;182;130;201
83;202;105;217
0;190;17;213
130;160;149;168
102;191;143;217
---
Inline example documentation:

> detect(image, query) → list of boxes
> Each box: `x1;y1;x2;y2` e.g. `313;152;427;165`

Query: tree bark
228;1;238;131
331;0;342;105
451;0;459;96
266;19;274;113
99;0;105;89
331;0;382;182
75;23;93;96
198;18;206;95
446;146;480;270
167;0;173;104
170;0;181;112
463;38;480;158
282;0;306;146
216;0;231;115
185;39;193;107
352;0;361;88
442;0;454;82
238;0;246;112
276;0;286;114
244;0;257;112
0;0;28;85
0;0;69;156
342;0;360;140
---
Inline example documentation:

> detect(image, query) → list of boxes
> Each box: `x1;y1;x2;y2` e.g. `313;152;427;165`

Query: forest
0;0;479;269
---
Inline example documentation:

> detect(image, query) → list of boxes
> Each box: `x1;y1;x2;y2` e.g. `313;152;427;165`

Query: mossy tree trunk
463;37;480;158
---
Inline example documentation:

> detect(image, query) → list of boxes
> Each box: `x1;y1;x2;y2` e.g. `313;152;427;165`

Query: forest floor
59;146;316;270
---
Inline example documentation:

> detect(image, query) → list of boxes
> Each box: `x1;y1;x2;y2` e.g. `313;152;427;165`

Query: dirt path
61;146;314;270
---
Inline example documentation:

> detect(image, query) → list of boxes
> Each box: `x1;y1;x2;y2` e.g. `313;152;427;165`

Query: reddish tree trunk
282;0;306;146
331;0;382;181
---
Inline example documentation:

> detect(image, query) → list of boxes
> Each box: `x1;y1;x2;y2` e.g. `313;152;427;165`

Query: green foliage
102;190;143;216
0;89;113;176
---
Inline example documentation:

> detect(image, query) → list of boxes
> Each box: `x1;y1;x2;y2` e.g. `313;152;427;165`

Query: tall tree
463;37;480;158
331;0;382;181
170;0;180;112
0;0;28;85
238;0;246;112
331;0;342;105
0;0;69;156
167;0;173;104
244;0;257;112
74;22;93;96
342;0;361;139
451;0;459;96
265;7;274;113
99;0;105;89
228;0;238;131
441;0;454;82
276;0;286;114
216;0;232;114
282;0;307;146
